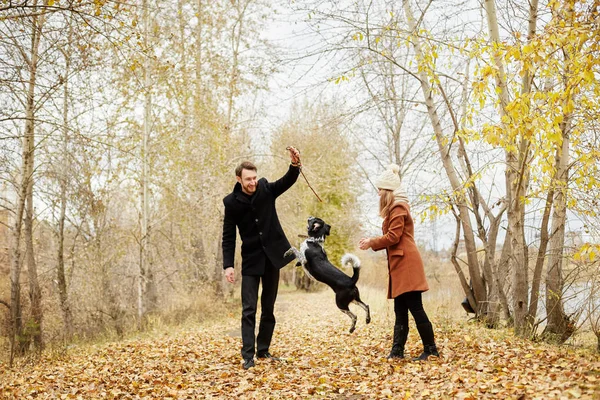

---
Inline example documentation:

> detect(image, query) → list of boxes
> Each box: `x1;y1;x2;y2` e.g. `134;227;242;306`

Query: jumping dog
285;217;371;333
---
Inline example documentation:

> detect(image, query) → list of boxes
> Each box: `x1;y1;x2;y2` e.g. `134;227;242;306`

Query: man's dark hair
235;161;257;177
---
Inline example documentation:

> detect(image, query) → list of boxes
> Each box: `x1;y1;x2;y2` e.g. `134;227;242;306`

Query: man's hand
287;146;301;165
225;267;235;284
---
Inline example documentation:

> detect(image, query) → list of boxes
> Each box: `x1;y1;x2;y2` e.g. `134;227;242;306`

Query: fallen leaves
1;290;599;399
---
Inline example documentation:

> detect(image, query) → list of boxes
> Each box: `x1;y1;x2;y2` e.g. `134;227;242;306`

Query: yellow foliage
573;243;600;263
522;43;534;55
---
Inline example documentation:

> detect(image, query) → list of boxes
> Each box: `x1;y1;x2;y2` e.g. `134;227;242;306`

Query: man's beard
243;182;256;194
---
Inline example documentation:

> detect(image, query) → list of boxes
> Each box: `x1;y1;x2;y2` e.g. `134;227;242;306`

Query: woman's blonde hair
379;189;395;218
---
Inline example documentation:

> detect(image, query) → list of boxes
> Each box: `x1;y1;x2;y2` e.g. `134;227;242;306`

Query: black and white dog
285;217;371;333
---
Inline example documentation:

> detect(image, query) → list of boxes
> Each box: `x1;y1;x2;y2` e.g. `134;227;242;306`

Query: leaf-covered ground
1;289;599;399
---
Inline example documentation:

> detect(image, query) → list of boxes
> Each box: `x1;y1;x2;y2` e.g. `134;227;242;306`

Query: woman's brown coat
370;202;429;299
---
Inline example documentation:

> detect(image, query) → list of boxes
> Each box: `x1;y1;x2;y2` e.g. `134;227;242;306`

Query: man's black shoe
243;358;255;369
256;352;280;361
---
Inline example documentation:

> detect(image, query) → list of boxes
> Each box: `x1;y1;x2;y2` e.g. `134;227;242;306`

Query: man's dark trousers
240;258;279;360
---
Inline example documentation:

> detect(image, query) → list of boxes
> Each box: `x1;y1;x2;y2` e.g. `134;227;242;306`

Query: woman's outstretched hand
359;238;371;250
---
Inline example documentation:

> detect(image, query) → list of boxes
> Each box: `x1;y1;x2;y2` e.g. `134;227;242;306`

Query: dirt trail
1;289;599;399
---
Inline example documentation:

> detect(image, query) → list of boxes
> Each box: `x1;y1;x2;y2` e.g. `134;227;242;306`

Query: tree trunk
9;177;26;365
178;0;190;133
496;233;513;321
528;188;553;327
57;17;74;340
25;164;43;352
519;0;539;336
449;212;477;312
214;228;224;297
457;61;507;324
99;239;124;338
139;0;156;323
542;1;579;345
23;0;50;352
403;0;486;316
507;171;530;335
10;0;47;363
543;117;573;343
226;1;247;128
195;0;203;110
483;0;532;335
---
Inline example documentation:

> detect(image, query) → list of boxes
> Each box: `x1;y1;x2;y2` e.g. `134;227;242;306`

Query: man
222;147;301;370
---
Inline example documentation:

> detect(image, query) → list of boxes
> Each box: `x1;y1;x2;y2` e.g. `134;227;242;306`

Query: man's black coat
222;165;300;276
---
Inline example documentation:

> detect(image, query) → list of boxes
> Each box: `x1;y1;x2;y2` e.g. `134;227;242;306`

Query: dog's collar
306;236;325;244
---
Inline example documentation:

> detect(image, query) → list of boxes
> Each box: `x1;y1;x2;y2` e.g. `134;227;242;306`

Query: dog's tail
341;253;361;285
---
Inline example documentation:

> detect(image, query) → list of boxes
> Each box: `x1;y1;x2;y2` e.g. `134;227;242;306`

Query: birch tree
139;0;155;323
478;0;600;339
2;0;51;361
54;13;75;340
481;0;533;335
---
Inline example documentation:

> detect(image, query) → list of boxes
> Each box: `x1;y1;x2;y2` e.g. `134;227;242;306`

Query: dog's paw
283;248;295;258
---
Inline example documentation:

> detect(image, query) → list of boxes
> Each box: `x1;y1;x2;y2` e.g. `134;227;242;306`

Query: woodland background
1;0;600;370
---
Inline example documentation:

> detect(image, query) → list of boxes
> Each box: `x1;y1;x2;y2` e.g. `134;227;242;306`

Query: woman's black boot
413;322;439;361
387;324;408;359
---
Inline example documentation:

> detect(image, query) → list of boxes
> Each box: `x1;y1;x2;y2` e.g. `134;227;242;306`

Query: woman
359;164;438;361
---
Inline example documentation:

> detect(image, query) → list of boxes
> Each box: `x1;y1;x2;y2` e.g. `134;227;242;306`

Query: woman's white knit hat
376;164;409;203
376;164;401;191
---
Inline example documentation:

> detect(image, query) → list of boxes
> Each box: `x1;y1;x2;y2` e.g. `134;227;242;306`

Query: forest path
1;289;598;399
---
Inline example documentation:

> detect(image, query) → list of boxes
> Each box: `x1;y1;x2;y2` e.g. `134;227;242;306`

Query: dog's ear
325;224;331;236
